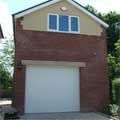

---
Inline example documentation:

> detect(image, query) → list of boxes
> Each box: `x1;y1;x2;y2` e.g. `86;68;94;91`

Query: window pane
49;15;57;30
71;17;79;32
59;15;69;31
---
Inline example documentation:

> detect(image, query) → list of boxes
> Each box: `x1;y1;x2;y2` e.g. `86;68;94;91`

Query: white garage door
25;65;80;113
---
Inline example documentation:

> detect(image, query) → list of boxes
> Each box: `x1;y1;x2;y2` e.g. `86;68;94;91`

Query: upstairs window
48;14;80;33
49;15;57;30
59;15;69;32
71;17;79;32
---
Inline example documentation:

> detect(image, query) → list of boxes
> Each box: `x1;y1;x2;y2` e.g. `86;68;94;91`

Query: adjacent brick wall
13;18;109;113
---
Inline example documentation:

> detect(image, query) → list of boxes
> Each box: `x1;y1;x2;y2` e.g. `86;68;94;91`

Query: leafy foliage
85;5;98;15
108;44;120;89
107;54;116;80
113;78;120;85
0;63;12;89
0;38;14;89
107;40;120;103
113;78;120;104
0;38;14;73
85;5;120;54
114;40;120;78
110;104;120;117
111;78;120;118
107;54;116;103
85;5;103;19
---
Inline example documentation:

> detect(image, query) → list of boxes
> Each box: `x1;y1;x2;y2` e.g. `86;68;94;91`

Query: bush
0;64;12;90
113;78;120;84
113;78;120;104
110;104;119;117
110;104;120;118
114;84;120;104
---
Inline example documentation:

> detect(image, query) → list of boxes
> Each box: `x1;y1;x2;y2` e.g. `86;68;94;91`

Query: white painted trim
47;13;59;32
67;0;109;28
68;16;71;32
57;14;59;31
14;0;108;28
22;60;86;67
14;0;60;18
48;13;80;34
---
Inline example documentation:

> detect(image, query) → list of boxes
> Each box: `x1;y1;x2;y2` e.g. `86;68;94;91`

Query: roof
0;25;4;39
13;0;109;28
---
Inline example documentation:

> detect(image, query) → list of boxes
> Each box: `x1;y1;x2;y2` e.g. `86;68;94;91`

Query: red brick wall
13;18;109;113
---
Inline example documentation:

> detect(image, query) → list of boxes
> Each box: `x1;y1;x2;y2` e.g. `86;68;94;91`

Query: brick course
13;18;109;113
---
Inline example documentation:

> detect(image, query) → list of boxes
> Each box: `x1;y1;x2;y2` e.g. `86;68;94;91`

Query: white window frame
48;13;80;34
48;13;58;32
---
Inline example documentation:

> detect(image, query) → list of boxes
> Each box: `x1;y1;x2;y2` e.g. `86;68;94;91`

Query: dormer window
48;14;80;33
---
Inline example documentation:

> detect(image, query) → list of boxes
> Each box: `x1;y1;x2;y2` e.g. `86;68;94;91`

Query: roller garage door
25;65;80;113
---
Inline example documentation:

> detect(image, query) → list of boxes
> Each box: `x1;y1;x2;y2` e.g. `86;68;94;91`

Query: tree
0;63;12;89
85;5;120;55
107;54;116;103
0;37;14;89
115;40;120;77
85;5;98;15
85;5;103;19
0;37;14;74
107;54;116;80
104;12;120;54
107;40;120;103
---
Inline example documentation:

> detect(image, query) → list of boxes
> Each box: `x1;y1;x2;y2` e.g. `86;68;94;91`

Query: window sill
48;30;80;34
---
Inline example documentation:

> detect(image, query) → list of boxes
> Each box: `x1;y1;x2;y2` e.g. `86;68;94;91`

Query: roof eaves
13;0;53;16
69;0;109;28
13;0;60;18
13;0;109;28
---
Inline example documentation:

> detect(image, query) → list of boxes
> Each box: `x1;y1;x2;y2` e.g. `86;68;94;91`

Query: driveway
20;112;112;120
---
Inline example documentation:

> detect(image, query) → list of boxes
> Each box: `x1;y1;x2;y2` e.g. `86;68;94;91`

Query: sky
0;0;120;38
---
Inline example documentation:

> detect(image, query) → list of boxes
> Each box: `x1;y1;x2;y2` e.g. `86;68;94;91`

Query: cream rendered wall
22;0;103;36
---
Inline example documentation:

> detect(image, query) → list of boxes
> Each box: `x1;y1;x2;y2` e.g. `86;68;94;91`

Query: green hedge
113;78;120;105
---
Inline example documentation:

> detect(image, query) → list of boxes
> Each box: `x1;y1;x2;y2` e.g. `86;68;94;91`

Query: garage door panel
25;65;80;113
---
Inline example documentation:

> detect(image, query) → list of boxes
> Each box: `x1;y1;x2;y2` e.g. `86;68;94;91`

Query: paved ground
0;100;112;120
20;112;112;120
0;99;12;120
